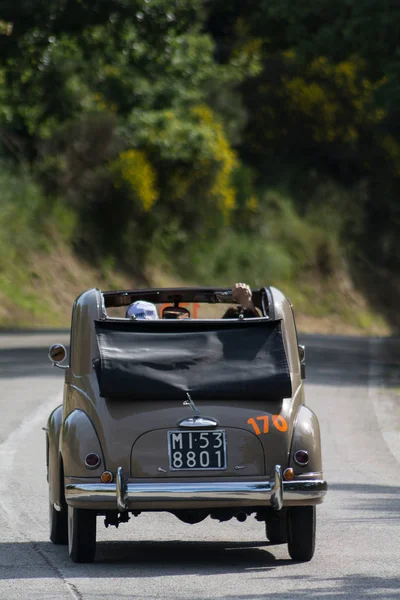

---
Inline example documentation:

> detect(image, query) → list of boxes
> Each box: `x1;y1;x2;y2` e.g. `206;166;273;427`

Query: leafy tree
0;0;247;267
205;0;400;281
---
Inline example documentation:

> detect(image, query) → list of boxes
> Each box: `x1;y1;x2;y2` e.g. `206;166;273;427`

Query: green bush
174;229;294;285
260;189;342;276
0;167;47;267
144;186;343;288
0;166;77;267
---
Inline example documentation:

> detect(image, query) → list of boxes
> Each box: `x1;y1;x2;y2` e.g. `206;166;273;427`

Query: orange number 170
247;415;288;435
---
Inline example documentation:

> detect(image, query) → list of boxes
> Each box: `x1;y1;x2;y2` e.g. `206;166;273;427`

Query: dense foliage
0;1;399;326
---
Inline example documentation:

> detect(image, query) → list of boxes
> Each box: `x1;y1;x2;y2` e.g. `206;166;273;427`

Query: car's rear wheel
68;506;97;563
287;506;316;561
49;501;68;545
265;509;288;544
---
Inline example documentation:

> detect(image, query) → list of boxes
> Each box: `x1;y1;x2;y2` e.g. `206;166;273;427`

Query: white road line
0;395;62;515
369;337;400;464
0;394;61;475
0;394;82;600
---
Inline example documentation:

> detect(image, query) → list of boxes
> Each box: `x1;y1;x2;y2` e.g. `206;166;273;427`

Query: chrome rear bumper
65;466;328;511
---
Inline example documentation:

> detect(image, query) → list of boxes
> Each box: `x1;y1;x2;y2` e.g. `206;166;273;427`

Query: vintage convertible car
46;286;327;563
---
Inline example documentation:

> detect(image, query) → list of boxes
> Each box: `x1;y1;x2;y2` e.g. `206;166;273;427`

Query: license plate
168;430;227;470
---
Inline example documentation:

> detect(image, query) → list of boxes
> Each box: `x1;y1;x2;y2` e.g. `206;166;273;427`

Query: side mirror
298;344;306;379
48;344;68;369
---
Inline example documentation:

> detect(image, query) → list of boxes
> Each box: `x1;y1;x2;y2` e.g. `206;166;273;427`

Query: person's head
162;305;191;319
126;300;159;320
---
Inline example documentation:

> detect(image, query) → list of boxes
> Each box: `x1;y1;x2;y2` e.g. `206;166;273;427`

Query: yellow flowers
111;150;159;211
0;20;13;36
191;105;238;218
380;136;400;176
246;196;259;212
92;93;117;114
231;36;263;77
282;54;386;144
108;104;239;221
103;65;120;78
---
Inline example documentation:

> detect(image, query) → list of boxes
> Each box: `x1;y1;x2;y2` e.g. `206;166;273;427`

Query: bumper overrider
65;466;328;511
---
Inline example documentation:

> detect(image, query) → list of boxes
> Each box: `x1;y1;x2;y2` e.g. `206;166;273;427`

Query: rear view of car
46;286;327;563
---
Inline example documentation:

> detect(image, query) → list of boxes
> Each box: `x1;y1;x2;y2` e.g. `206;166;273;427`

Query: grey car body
47;286;327;563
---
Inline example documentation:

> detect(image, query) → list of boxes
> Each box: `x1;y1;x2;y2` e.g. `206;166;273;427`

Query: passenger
126;300;159;320
223;283;259;318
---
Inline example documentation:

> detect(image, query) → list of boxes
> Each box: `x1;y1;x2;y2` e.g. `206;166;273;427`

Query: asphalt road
0;331;399;600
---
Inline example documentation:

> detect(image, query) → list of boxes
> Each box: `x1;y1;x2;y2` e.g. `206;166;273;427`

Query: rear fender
289;405;323;475
61;409;104;478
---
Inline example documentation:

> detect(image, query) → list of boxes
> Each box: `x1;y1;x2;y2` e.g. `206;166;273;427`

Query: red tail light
85;453;100;469
294;450;309;466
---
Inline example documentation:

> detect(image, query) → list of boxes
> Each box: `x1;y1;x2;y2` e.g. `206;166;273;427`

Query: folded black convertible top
94;319;292;401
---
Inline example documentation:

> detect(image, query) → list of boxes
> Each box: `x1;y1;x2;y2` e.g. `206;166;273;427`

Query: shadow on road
0;540;399;599
0;540;290;579
300;334;400;388
221;574;400;599
95;539;286;570
328;482;400;521
0;347;68;379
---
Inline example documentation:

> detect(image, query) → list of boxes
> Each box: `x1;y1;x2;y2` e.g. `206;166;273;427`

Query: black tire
48;451;67;545
49;502;68;545
287;506;316;561
266;510;288;544
68;506;97;563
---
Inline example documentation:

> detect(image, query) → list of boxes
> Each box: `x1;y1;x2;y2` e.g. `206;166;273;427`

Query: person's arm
231;283;259;316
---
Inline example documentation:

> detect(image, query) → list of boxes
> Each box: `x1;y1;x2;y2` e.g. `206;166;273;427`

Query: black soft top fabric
94;319;292;400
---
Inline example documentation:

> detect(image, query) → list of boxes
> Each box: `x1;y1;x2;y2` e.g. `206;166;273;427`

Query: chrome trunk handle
177;416;219;428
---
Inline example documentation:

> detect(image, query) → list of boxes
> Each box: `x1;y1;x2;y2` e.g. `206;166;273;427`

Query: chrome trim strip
70;385;94;404
65;478;327;507
295;471;322;480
